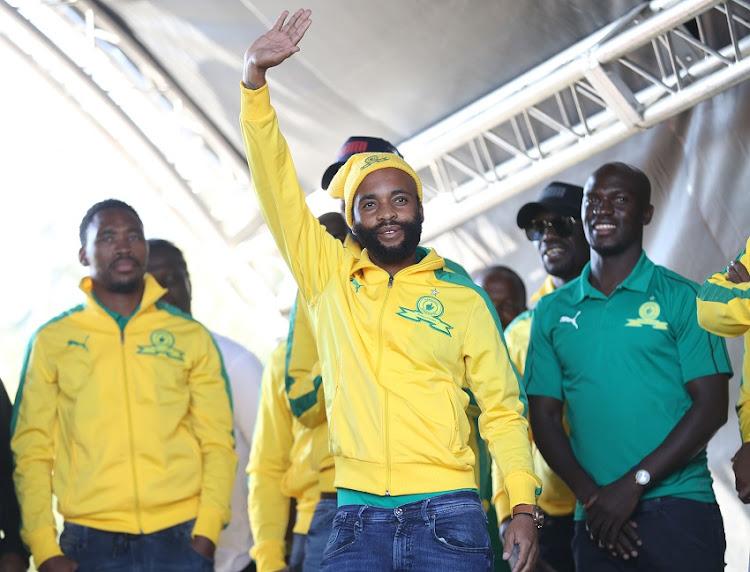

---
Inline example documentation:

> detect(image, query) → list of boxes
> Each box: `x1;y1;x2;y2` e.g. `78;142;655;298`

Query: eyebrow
359;189;412;201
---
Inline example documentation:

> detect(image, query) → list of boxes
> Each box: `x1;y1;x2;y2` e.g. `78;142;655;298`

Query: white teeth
595;224;616;229
546;248;564;256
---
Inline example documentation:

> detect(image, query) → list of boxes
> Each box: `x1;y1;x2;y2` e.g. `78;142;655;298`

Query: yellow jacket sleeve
464;298;541;509
248;344;294;572
11;332;63;566
240;83;345;306
697;237;750;440
189;331;237;544
285;293;326;428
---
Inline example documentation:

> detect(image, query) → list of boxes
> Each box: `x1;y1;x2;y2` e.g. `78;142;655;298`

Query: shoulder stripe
11;305;86;435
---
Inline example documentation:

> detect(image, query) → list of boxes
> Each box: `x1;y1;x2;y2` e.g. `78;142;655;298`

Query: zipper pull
388;276;393;288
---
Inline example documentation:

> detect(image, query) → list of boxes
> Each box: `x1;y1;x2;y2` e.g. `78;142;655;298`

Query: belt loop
357;504;367;529
421;495;431;523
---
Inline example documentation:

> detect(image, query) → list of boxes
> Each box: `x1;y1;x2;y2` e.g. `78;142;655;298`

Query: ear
642;204;654;226
418;203;424;224
79;246;90;267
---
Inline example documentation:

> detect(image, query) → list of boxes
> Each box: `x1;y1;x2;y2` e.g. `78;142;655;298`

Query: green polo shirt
525;252;732;520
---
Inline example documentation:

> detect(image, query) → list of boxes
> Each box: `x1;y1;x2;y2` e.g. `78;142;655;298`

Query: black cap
321;136;402;189
516;182;584;229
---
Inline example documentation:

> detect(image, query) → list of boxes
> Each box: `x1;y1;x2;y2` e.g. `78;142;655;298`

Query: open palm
245;9;311;74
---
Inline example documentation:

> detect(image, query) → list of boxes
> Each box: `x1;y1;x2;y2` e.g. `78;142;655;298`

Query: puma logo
559;311;581;330
67;336;90;351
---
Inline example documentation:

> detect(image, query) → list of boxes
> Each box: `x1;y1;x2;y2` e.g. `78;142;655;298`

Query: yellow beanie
327;152;423;227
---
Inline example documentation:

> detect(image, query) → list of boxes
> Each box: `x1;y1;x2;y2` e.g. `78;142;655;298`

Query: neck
370;252;419;277
588;244;642;297
91;280;144;317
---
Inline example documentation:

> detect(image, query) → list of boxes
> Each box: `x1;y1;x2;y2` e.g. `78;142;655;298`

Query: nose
593;198;614;215
114;236;132;253
377;203;396;221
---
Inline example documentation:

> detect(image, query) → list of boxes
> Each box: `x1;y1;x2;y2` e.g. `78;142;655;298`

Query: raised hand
243;9;312;89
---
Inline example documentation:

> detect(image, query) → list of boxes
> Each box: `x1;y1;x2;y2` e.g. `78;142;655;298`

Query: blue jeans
303;497;337;572
59;519;213;571
319;490;492;572
573;496;725;571
288;532;306;572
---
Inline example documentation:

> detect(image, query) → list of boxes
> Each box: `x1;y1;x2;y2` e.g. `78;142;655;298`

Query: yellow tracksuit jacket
697;236;750;440
248;342;323;572
492;276;576;522
240;83;539;504
11;275;236;565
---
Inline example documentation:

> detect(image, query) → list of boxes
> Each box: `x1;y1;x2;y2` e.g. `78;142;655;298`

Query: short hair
79;199;142;247
474;265;527;302
147;238;189;274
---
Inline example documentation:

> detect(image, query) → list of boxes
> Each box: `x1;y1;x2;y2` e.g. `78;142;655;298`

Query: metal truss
405;0;750;241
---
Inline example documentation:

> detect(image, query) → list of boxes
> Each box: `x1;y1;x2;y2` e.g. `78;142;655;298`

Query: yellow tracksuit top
240;83;540;505
491;277;576;521
11;275;236;566
697;236;750;440
248;342;323;572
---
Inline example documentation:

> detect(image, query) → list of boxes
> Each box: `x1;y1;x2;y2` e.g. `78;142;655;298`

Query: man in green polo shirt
525;162;731;571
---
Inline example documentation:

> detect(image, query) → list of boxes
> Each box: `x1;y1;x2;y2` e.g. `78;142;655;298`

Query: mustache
109;255;141;269
375;220;405;230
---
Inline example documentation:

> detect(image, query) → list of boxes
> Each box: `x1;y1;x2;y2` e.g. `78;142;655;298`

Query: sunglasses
524;216;577;241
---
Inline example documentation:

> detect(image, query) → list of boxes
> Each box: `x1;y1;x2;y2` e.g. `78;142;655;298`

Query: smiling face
147;243;192;315
79;208;148;294
351;168;423;270
583;164;653;257
532;209;590;283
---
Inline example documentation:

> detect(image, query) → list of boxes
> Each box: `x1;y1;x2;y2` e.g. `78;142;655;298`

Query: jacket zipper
382;274;393;494
120;325;143;531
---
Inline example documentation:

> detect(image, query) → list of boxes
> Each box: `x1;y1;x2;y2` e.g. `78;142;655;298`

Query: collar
574;250;653;302
349;246;444;278
79;273;168;315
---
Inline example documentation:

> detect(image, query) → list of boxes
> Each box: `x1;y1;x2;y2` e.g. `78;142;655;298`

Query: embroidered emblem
431;288;439;296
350;278;362;293
67;336;89;352
559;311;581;330
360;154;390;170
397;296;453;336
626;301;668;330
137;330;184;361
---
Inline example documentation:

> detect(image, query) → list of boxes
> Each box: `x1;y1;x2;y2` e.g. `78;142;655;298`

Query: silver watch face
635;469;651;486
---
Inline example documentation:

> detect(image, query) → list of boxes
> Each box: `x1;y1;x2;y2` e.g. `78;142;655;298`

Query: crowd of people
2;7;750;572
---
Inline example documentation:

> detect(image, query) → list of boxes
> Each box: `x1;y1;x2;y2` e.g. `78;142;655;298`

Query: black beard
108;278;142;294
353;219;422;265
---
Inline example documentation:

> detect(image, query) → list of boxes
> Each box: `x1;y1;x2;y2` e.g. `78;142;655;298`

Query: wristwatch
635;468;651;486
511;504;544;529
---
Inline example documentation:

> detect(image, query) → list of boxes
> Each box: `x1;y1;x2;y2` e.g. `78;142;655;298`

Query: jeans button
395;508;403;516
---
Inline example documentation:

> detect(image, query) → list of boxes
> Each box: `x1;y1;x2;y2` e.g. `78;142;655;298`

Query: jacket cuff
240;81;273;121
27;526;62;569
250;539;286;572
504;469;542;509
192;505;224;545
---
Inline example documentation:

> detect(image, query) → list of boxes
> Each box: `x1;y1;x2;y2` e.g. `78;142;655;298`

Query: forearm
248;471;291;572
239;84;338;300
635;382;728;484
697;276;750;336
530;408;597;504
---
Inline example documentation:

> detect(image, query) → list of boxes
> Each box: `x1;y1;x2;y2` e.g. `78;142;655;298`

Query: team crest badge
625;301;668;330
397;296;453;336
137;330;185;361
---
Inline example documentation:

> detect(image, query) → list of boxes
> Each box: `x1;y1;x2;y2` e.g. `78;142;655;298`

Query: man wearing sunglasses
493;182;588;572
526;163;730;571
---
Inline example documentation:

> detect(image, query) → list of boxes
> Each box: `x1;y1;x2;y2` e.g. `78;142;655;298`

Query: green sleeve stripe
283;297;322;417
11;305;86;436
443;258;470;278
284;298;299;394
697;280;750;304
433;269;528;416
288;375;323;418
